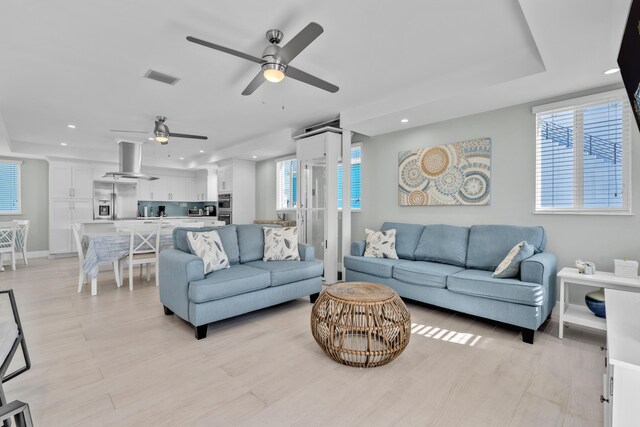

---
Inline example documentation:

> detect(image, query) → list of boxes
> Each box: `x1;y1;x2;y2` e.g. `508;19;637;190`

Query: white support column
324;133;340;285
341;129;352;280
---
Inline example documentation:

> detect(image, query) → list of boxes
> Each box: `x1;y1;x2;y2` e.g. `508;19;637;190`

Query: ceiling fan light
154;130;169;143
262;63;286;83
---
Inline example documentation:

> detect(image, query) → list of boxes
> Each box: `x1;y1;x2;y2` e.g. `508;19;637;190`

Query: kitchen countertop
79;217;218;224
253;220;297;227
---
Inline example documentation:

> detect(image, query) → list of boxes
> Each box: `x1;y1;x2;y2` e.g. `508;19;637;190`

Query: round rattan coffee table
310;282;411;368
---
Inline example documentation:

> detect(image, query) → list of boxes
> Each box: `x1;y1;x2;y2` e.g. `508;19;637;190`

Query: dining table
81;229;174;295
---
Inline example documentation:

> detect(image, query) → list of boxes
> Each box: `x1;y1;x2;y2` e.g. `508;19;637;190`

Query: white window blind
275;145;362;211
276;158;297;210
534;90;632;214
338;145;362;209
0;160;21;215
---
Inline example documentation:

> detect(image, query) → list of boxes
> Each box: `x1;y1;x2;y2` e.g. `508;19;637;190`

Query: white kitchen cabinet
217;165;232;193
50;162;93;199
168;176;186;201
207;172;218;201
49;199;93;254
185;176;199;201
137;179;153;200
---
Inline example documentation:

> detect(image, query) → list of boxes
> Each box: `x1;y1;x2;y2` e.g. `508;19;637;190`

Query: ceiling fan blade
242;71;265;96
187;36;263;64
169;133;208;140
286;66;339;93
109;130;151;134
277;22;323;64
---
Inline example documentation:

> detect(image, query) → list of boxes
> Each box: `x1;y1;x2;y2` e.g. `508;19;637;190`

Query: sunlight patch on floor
411;323;482;346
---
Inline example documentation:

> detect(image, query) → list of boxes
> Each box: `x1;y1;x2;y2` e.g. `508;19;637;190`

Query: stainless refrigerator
93;182;138;220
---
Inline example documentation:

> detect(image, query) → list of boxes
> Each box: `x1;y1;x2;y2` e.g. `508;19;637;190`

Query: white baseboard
0;250;49;261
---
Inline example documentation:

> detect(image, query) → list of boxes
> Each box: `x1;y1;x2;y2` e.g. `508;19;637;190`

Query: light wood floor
0;257;605;426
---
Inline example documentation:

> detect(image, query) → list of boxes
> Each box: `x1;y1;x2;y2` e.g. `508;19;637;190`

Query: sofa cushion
414;225;469;267
447;269;544;306
466;225;547;271
381;222;425;260
188;265;270;303
392;261;464;288
364;228;398;259
245;260;323;287
186;230;230;274
263;227;300;261
236;224;281;263
174;225;240;265
493;241;535;278
343;255;403;278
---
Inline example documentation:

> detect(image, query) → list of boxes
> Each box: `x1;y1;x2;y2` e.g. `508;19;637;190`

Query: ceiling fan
110;116;208;145
187;22;339;96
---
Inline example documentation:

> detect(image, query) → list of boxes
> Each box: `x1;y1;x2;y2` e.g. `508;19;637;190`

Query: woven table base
310;282;411;368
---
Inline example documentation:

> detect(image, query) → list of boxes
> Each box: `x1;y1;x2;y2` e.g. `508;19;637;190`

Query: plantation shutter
337;146;361;209
276;158;297;210
534;90;631;213
0;160;21;214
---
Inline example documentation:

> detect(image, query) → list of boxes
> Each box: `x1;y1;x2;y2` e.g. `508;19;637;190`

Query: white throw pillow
187;230;230;274
492;241;534;278
263;227;300;261
364;228;399;259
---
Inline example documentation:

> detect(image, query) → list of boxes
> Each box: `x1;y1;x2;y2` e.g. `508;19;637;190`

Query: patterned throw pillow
263;227;300;261
364;228;399;259
493;241;534;278
187;230;230;274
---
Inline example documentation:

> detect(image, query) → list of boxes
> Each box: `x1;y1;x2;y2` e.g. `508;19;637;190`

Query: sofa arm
159;249;204;322
298;243;315;261
521;252;557;318
351;240;366;256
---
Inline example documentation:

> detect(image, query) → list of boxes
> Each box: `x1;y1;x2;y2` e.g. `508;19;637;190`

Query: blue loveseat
344;223;557;344
159;224;323;339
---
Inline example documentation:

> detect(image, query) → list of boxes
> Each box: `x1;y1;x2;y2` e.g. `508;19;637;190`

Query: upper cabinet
217;165;233;193
50;162;93;199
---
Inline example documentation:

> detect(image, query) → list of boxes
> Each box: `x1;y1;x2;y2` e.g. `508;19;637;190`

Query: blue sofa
159;224;323;339
344;223;557;344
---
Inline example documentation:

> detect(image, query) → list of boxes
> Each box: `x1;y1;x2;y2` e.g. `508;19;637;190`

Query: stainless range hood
104;141;158;181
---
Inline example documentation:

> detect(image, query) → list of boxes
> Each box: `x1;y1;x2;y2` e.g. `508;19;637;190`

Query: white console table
557;267;640;339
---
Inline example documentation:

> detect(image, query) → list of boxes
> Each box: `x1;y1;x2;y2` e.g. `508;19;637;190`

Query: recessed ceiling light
604;68;620;75
252;155;258;159
67;124;76;129
401;119;409;123
60;142;67;146
199;150;204;153
179;157;184;160
148;137;154;141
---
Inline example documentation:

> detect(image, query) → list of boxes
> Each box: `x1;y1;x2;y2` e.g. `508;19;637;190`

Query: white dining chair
12;220;29;266
119;223;161;291
0;223;17;272
71;223;122;295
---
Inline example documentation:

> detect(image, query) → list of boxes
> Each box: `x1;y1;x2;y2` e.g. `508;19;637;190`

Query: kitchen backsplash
137;201;217;217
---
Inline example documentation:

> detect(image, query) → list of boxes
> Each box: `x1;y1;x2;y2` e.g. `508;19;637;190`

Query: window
275;145;362;210
0;160;21;215
276;158;297;210
338;145;361;209
534;90;632;214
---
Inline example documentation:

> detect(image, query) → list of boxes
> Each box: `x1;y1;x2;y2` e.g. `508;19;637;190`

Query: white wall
255;158;278;220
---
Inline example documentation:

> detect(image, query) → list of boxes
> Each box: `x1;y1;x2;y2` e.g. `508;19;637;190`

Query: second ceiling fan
187;22;339;96
110;116;208;145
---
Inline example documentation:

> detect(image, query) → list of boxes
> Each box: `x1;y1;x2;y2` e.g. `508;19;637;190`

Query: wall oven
217;212;231;225
218;193;232;210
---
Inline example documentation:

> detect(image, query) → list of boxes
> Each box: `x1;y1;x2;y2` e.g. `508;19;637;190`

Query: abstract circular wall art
398;138;491;206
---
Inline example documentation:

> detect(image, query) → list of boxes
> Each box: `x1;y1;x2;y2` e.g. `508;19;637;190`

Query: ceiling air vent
143;69;180;86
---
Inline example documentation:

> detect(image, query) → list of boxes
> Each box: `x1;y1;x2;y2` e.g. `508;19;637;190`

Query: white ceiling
0;0;631;169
